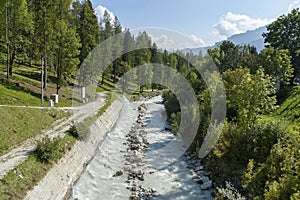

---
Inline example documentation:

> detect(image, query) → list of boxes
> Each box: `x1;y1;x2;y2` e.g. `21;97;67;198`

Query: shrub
34;137;65;163
214;182;246;200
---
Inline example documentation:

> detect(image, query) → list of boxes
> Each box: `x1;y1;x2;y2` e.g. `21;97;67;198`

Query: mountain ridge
182;26;267;55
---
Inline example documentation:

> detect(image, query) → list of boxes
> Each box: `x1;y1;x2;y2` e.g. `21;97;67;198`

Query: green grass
261;86;300;134
0;134;76;200
274;86;300;133
0;64;74;107
0;107;70;155
96;77;117;92
0;80;43;106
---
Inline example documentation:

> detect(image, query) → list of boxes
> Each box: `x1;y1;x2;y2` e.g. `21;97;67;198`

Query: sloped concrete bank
25;98;125;200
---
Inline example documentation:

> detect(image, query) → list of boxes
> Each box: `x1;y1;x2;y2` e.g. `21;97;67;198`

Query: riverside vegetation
0;0;300;199
162;10;300;200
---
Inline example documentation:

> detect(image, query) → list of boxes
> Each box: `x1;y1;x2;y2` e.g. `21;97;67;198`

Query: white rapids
71;96;212;200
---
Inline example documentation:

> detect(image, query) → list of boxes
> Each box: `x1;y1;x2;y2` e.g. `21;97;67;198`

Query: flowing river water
72;96;212;200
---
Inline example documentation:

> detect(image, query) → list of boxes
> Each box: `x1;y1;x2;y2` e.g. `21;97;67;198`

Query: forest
0;0;300;199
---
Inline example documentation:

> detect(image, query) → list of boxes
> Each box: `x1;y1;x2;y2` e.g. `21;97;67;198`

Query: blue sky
91;0;300;48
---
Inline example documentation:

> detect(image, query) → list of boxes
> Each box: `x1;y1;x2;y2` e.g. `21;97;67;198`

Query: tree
5;0;33;76
208;41;240;72
0;1;7;67
69;0;83;31
78;0;100;64
31;0;57;89
223;67;276;129
263;8;300;76
122;28;135;67
259;47;293;85
111;16;123;83
151;43;164;90
208;41;259;73
77;0;100;86
135;31;152;92
54;0;81;94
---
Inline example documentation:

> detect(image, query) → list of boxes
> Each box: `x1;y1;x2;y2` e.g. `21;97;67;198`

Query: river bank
72;96;212;199
24;98;124;200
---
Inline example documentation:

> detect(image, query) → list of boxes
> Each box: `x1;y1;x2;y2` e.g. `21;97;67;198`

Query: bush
68;121;80;139
76;120;91;140
214;182;246;200
34;137;66;163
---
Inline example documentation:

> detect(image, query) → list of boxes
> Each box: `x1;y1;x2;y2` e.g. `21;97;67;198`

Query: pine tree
54;0;81;94
111;16;123;83
78;0;100;64
5;0;33;76
31;0;57;89
100;10;113;85
151;43;164;90
122;28;135;67
135;31;153;92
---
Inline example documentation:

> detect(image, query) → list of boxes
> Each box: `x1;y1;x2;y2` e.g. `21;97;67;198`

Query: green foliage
170;112;180;133
243;131;300;199
162;90;180;116
54;19;81;94
135;31;153;92
214;182;246;200
223;67;276;129
35;136;64;163
263;8;300;76
78;0;100;63
208;41;259;73
0;134;76;200
75;118;92;140
259;47;293;85
5;0;34;74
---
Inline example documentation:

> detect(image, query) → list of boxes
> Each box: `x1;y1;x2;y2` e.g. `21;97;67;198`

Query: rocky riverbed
72;96;213;200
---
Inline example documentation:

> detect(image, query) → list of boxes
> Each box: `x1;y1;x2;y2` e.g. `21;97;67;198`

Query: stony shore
112;101;213;200
24;98;124;200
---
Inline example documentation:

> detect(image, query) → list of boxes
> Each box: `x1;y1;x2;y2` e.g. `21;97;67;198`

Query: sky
91;0;300;49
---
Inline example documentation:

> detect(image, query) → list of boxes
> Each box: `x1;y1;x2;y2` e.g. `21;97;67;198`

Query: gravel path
0;93;107;179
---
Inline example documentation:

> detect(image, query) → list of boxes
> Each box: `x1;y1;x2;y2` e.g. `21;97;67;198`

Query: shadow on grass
0;78;47;102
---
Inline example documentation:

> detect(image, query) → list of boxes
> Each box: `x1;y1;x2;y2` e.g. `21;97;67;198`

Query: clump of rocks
113;103;159;199
184;152;213;190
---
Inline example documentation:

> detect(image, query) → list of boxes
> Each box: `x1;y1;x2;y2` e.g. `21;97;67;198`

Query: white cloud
213;12;274;38
149;34;174;48
288;0;300;12
94;5;115;24
190;35;206;47
147;33;205;50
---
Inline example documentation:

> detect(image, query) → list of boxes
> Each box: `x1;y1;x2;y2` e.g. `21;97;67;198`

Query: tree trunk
113;64;117;83
101;73;105;85
9;49;15;76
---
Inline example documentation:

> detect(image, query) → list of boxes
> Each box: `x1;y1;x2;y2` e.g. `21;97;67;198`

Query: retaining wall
25;98;125;200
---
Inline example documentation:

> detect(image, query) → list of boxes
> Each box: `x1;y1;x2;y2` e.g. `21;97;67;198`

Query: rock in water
113;170;123;177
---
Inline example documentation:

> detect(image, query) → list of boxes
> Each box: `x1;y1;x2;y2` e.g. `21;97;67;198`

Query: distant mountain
182;26;268;55
227;26;267;52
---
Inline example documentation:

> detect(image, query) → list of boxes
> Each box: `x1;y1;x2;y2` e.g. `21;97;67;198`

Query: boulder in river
113;170;123;177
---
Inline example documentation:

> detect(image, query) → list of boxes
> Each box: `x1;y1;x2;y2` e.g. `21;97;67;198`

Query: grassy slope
0;79;42;106
262;86;300;134
0;134;76;200
273;86;300;134
0;64;73;107
0;107;69;155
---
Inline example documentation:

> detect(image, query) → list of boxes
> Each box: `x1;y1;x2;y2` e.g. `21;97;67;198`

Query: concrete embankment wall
25;98;124;200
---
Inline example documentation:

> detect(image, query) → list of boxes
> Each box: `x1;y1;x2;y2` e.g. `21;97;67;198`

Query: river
72;96;212;200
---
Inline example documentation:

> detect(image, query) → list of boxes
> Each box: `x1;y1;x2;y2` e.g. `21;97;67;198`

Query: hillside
272;86;300;133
